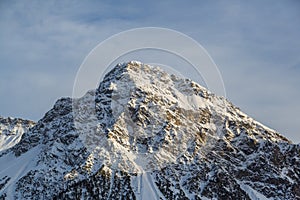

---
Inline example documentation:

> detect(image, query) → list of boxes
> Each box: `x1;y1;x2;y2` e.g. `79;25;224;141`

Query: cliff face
0;61;299;200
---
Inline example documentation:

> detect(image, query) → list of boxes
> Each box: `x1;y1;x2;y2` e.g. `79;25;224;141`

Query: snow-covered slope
0;61;299;199
0;117;35;151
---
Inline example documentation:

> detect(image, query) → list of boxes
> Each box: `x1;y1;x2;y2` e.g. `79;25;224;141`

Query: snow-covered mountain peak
75;61;217;173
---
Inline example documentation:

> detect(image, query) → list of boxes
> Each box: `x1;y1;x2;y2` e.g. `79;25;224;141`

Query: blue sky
0;0;299;142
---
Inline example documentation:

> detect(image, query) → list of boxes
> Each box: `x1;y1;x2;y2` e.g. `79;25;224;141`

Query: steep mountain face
0;116;35;151
0;61;299;200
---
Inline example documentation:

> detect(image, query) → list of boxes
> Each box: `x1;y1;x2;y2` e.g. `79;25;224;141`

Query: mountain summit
0;61;299;199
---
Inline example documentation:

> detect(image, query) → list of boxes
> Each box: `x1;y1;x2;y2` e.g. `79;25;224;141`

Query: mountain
0;116;35;152
0;61;299;199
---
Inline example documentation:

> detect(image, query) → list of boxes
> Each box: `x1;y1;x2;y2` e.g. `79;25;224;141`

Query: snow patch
238;181;270;200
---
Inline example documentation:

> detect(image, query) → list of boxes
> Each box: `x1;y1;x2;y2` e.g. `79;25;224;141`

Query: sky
0;0;299;143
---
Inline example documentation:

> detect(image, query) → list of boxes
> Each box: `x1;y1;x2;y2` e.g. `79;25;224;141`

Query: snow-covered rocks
0;117;35;152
